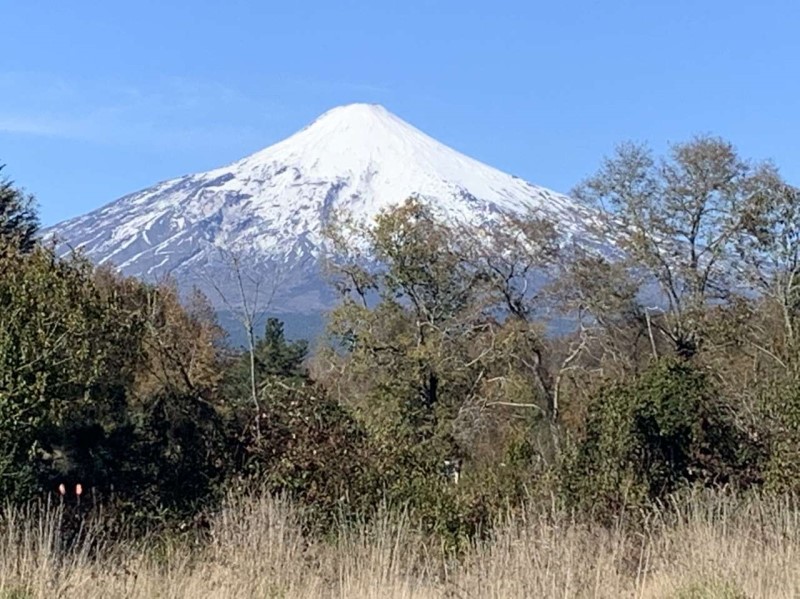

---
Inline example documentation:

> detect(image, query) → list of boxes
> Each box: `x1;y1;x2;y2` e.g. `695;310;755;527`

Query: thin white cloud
0;114;76;137
0;72;396;153
0;72;290;150
284;76;393;97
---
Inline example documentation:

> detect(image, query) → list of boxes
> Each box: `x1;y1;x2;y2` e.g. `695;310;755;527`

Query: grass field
1;490;798;598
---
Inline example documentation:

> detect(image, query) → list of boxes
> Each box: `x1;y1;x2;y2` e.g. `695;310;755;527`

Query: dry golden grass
0;490;798;598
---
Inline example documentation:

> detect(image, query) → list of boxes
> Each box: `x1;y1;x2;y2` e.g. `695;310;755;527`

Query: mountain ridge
45;103;597;313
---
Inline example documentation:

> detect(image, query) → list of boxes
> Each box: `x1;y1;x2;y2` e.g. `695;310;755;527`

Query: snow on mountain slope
45;103;597;313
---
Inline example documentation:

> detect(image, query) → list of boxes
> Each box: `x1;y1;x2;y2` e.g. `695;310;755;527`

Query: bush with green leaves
756;379;800;493
0;242;232;522
232;379;379;531
563;359;762;515
0;247;131;502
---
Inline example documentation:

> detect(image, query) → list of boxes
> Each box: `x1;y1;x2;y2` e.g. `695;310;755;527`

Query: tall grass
1;490;798;598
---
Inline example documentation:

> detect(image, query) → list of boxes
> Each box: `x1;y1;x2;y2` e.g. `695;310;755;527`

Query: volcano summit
46;104;594;313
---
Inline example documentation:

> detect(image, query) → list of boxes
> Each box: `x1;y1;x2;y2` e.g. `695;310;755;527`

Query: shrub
758;380;800;493
563;359;761;515
234;379;380;532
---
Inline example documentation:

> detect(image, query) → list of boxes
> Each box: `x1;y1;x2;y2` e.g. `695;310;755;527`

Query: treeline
1;136;799;544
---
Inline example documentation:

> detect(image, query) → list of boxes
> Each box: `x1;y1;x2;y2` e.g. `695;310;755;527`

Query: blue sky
2;0;799;225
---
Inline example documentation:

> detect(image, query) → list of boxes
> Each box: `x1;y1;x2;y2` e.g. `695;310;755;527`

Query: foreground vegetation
2;135;800;594
1;490;798;598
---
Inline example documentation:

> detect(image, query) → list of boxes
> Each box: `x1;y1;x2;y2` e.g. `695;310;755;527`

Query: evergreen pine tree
256;318;308;380
0;166;39;253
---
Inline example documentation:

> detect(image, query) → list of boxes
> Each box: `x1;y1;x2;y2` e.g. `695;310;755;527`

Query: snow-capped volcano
46;103;595;313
